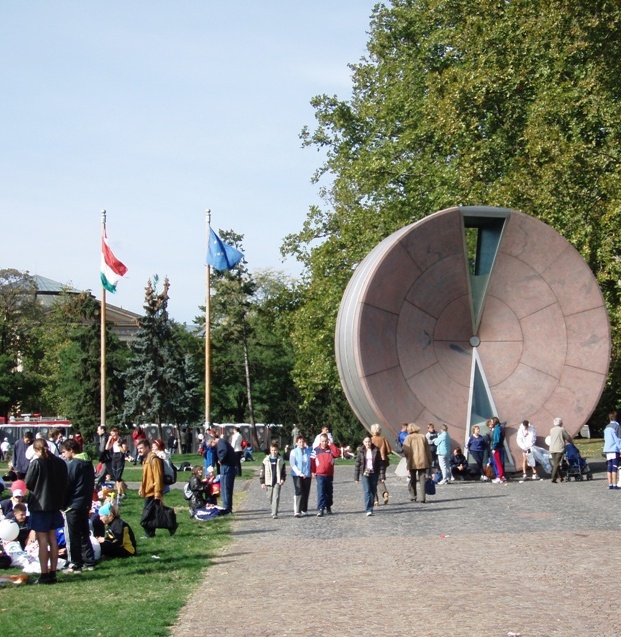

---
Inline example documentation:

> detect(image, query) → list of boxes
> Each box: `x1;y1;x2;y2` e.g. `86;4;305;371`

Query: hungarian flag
100;232;128;293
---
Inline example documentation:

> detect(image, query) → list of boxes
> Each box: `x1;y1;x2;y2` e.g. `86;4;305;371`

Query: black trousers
65;507;96;568
292;475;312;513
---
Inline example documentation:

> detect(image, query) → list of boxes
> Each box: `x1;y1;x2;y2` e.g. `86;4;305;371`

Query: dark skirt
110;452;125;481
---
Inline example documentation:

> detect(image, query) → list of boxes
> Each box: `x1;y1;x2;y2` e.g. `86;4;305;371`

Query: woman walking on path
354;437;382;516
289;435;312;517
370;423;392;505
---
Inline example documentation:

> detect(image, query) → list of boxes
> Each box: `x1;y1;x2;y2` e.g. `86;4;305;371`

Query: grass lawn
573;437;604;459
0;454;269;637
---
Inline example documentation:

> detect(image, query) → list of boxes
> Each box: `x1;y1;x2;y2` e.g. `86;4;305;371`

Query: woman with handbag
370;423;392;505
354;437;382;516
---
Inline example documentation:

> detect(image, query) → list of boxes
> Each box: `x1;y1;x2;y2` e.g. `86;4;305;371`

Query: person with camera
354;437;382;516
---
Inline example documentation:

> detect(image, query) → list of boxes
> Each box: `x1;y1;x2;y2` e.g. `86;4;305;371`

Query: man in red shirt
311;434;340;517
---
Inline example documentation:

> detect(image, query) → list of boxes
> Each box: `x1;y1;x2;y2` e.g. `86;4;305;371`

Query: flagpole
205;209;212;429
100;209;107;428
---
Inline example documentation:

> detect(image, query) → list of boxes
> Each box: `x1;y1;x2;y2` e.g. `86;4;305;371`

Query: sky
0;1;378;324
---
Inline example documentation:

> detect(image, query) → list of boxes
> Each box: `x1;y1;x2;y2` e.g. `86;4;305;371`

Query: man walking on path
311;433;340;516
402;423;432;503
549;417;572;484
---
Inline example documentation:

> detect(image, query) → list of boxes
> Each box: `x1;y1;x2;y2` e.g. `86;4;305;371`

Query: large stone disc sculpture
335;206;610;464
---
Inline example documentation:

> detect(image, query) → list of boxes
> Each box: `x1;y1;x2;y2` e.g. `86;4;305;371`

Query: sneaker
65;565;83;574
272;514;278;519
532;475;539;480
492;478;502;484
480;475;488;482
522;474;528;480
366;511;373;516
317;509;324;517
294;512;301;518
449;477;455;482
438;479;448;486
83;565;96;572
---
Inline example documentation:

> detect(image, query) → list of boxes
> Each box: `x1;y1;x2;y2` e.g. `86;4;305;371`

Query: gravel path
171;462;618;637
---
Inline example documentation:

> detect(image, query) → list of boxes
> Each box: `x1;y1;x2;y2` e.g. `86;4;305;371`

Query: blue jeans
219;464;236;513
316;475;333;511
361;473;379;512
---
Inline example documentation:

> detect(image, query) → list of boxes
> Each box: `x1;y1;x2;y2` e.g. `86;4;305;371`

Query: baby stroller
563;443;592;481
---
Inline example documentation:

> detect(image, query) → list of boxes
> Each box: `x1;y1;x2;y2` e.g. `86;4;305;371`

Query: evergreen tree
123;276;201;435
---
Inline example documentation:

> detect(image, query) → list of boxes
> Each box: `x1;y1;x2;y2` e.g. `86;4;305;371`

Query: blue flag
207;228;244;271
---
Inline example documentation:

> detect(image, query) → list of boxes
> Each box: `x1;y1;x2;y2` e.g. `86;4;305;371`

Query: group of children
0;477;137;578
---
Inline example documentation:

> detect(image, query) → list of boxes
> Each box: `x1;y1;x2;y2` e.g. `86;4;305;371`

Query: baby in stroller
563;443;592;481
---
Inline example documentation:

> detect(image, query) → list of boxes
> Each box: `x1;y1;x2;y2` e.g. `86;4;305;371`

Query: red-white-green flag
100;232;128;293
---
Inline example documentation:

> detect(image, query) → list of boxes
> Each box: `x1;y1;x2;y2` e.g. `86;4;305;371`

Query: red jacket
311;444;340;477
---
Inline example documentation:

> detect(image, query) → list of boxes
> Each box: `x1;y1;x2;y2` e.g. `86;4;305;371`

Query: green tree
123;276;201;435
29;291;129;439
284;0;621;425
0;269;44;418
206;231;257;427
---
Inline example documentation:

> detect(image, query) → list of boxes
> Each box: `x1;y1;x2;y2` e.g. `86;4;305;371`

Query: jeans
361;472;379;512
315;474;333;511
219;464;236;513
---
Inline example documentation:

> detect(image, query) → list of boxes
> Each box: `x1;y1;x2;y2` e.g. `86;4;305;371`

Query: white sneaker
532;475;539;480
492;478;502;484
449;477;455;482
438;479;448;486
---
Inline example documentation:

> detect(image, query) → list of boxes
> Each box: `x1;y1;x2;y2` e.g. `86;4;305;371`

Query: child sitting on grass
96;503;136;559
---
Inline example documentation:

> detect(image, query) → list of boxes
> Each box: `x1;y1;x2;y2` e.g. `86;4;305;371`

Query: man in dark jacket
213;434;237;514
62;439;97;573
13;431;33;479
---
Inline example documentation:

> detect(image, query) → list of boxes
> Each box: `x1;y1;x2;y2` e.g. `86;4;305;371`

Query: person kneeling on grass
96;503;136;559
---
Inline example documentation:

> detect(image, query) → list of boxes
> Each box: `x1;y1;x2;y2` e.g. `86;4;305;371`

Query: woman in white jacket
516;420;538;480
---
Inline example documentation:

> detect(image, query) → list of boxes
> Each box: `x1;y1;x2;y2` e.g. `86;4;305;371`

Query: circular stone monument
335;206;610;463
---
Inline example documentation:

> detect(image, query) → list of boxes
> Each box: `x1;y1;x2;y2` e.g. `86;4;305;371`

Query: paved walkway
171;462;619;637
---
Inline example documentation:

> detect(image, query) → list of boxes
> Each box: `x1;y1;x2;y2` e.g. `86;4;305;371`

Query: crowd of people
0;412;608;582
0;425;187;584
250;414;601;520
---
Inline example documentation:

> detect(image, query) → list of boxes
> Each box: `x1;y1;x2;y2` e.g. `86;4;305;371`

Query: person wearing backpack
152;438;177;491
